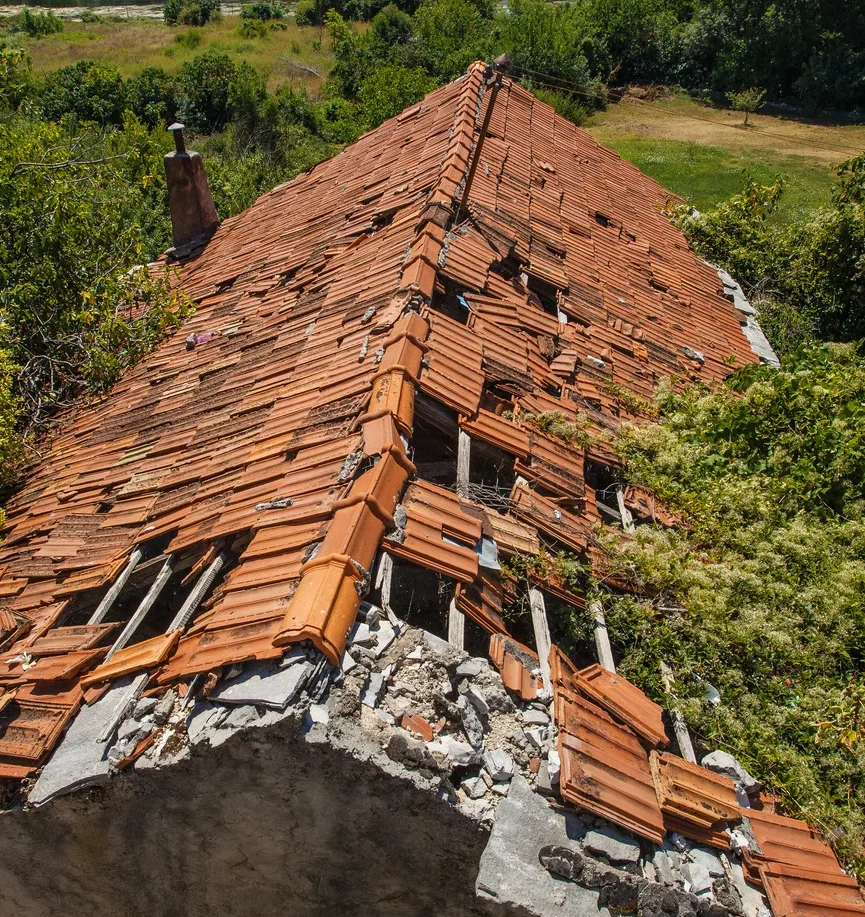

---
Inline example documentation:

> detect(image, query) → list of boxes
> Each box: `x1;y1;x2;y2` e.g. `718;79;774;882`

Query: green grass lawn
587;92;865;222
22;15;333;93
589;133;836;221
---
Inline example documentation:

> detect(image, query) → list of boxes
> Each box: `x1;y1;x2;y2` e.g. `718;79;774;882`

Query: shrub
7;8;63;36
241;0;286;20
177;50;236;131
79;9;103;23
125;65;179;127
370;3;411;46
173;28;203;48
238;18;268;37
357;63;437;129
41;60;127;125
163;0;220;27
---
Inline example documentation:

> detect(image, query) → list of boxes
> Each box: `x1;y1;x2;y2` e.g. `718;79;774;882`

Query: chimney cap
168;122;187;153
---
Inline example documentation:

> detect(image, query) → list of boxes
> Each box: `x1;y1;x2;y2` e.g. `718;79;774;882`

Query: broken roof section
1;63;773;795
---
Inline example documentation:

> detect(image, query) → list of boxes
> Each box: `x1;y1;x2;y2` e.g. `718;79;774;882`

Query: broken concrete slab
582;825;642;866
458;694;485;749
29;677;137;806
465;684;490;717
482;749;514;782
689;847;725;878
210;660;312;710
521;708;549;727
361;671;386;708
133;696;158;719
476;776;605;917
429;736;478;766
456;658;486;678
701;750;761;795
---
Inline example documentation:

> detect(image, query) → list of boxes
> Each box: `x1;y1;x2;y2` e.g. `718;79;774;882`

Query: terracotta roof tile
0;64;771;803
650;750;739;828
574;664;668;747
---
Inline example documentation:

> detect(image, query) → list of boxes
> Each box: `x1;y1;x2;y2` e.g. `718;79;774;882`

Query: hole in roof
371;209;396;232
382;556;453;640
464;614;490;658
468;440;515;510
594;212;611;228
412;394;458;488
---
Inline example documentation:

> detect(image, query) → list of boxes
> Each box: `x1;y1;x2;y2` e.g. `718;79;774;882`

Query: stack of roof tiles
0;61;854;915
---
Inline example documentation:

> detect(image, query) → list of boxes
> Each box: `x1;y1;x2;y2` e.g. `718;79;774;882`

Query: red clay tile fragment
401;713;434;742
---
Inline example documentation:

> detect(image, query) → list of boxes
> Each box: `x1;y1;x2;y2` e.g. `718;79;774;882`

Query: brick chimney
164;122;219;255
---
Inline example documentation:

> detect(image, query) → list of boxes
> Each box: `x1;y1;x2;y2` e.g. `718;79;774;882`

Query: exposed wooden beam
529;587;552;694
88;547;144;625
590;599;616;673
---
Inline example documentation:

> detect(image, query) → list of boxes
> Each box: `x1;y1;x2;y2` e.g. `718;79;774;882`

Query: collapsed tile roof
1;61;852;916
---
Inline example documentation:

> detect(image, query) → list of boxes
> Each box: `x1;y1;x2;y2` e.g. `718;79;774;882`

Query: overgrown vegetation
674;154;865;353
1;0;865;868
593;344;865;875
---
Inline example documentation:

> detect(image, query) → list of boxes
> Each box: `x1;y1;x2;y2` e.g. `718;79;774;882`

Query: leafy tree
370;3;412;47
0;114;183;440
412;0;492;80
357;63;437;129
241;0;287;19
41;61;128;126
163;0;220;27
6;8;63;37
177;50;237;132
125;66;179;128
499;0;604;96
728;86;765;125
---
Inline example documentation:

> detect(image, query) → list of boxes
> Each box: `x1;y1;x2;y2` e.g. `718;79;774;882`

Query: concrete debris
547;747;560;783
429;735;478;766
582;826;642;866
371;621;397;656
476;776;601;917
152;689;176;725
483;748;514;782
701;751;761;795
465;684;490;717
133;696;158;719
350;622;372;646
340;649;358;674
306;704;329;726
682;859;713;895
458;694;486;749
462;776;488;799
524;727;545;750
689;848;725;878
522;707;550;726
210;660;312;710
361;671;386;708
29;678;137;806
456;658;485;678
